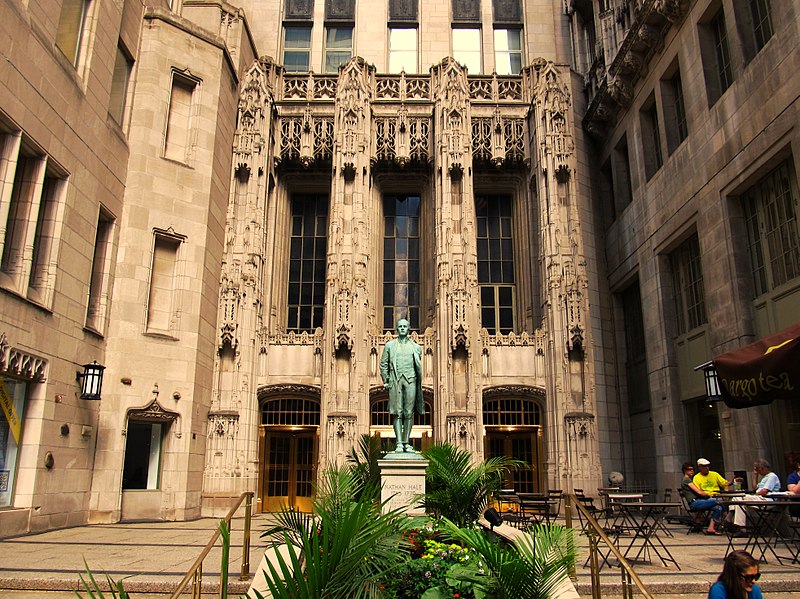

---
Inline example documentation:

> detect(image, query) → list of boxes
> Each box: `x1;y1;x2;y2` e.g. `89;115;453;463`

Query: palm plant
258;466;419;598
346;433;386;500
439;519;578;599
421;443;523;528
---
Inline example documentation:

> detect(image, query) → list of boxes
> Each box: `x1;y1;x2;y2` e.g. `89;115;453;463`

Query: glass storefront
0;377;27;507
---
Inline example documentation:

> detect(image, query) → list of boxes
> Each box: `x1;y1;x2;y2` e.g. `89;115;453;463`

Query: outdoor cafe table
516;494;558;527
613;502;682;570
602;493;648;533
721;496;800;564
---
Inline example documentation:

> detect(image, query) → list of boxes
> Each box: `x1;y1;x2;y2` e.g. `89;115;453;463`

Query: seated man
729;459;781;528
682;462;725;535
694;458;738;495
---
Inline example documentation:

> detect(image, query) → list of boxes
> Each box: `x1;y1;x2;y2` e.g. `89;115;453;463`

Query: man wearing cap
681;462;725;534
694;458;735;496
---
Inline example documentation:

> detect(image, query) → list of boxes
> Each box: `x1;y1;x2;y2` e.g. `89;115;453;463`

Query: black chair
676;488;711;533
547;489;563;518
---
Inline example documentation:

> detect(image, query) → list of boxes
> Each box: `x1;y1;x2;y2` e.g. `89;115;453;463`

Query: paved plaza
1;515;800;597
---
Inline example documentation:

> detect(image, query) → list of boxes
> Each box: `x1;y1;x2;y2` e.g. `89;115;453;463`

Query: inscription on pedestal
379;457;428;516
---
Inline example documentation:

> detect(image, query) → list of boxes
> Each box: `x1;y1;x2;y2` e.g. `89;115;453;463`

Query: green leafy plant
259;466;420;598
421;443;523;528
346;433;386;500
76;558;131;599
437;519;578;599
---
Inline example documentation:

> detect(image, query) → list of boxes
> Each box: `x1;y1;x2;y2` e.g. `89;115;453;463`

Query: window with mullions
700;6;734;106
383;195;420;330
324;26;353;73
287;195;328;332
749;0;773;51
743;159;800;297
283;27;312;72
494;29;522;75
670;234;708;335
476;195;515;334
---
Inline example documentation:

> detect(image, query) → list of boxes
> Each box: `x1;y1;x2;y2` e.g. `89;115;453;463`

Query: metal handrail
169;491;254;599
564;493;653;599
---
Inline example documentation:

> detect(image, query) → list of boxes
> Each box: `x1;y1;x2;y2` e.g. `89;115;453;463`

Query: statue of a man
380;319;424;453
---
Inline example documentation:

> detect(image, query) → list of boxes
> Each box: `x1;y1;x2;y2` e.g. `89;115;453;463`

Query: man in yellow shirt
693;458;735;495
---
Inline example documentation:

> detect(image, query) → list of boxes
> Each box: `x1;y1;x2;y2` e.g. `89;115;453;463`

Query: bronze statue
380;319;424;453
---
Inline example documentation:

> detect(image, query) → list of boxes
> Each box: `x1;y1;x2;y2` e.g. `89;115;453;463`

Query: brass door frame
484;427;544;493
258;426;318;513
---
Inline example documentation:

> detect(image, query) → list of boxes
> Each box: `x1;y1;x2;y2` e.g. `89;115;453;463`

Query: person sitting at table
707;550;762;599
694;458;738;496
681;462;725;535
787;458;800;493
728;459;781;528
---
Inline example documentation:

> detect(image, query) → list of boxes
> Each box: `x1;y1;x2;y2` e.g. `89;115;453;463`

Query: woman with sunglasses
708;551;762;599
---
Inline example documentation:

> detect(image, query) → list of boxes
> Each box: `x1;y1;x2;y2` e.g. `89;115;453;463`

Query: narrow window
283;27;312;73
1;151;45;285
122;421;163;490
612;135;633;209
661;65;688;154
476;195;515;335
86;208;115;333
56;0;90;67
742;159;800;296
164;73;196;163
323;27;353;73
453;28;482;74
621;282;650;415
28;170;66;306
749;0;773;51
147;232;181;333
0;131;66;306
699;5;734;106
287;194;327;332
383;195;420;330
640;97;663;180
109;43;133;125
670;234;707;335
388;28;418;73
493;29;522;75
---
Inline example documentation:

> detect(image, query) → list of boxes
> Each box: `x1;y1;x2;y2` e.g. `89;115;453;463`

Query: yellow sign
0;380;21;444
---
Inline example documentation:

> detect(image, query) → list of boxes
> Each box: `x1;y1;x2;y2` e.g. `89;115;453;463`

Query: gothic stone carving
208;411;240;438
531;61;575;174
336;58;373;176
0;333;47;382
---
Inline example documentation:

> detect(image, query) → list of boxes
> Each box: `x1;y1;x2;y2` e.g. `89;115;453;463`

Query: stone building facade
0;0;797;533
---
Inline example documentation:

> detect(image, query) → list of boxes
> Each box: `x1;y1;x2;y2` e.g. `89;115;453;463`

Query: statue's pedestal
379;455;428;516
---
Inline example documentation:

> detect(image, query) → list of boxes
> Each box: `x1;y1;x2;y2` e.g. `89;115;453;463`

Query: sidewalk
1;515;800;597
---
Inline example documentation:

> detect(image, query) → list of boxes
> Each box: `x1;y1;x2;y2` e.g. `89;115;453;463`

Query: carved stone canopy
127;399;179;423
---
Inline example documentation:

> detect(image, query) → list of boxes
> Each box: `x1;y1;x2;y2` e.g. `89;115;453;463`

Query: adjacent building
0;0;797;535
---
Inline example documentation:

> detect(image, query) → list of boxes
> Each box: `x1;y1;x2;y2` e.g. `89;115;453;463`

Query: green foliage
437;519;578;599
260;467;419;598
421;443;523;528
346;433;386;500
76;558;131;599
220;519;230;599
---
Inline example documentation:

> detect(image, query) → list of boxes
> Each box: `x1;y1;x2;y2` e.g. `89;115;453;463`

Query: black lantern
694;361;721;402
76;361;106;400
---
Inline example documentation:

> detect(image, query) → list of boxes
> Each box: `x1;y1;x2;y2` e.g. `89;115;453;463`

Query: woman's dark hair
717;551;759;599
682;462;694;474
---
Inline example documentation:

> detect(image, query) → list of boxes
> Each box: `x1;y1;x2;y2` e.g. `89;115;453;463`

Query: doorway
260;428;318;512
485;429;542;493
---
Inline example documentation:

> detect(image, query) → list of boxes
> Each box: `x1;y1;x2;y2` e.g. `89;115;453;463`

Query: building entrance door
485;428;542;493
260;428;317;513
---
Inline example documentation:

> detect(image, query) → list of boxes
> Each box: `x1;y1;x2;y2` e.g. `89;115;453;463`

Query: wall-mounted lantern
76;361;106;400
694;361;721;402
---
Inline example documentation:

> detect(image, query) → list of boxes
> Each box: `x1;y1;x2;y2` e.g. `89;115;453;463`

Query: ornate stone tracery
0;333;47;382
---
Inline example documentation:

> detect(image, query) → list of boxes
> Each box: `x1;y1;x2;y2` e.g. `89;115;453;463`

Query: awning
713;322;800;409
